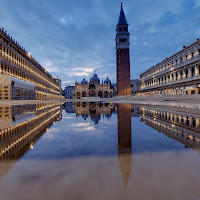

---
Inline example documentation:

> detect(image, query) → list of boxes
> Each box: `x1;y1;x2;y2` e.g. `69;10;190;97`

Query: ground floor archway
89;90;96;97
76;92;81;99
98;91;103;98
82;91;87;97
104;91;108;98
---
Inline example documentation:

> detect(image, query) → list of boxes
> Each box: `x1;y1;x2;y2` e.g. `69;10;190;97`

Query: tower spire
118;2;127;25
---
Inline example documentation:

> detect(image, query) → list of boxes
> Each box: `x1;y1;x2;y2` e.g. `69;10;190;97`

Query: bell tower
116;3;131;96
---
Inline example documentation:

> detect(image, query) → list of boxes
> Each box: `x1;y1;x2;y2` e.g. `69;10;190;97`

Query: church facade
74;73;113;99
116;3;131;96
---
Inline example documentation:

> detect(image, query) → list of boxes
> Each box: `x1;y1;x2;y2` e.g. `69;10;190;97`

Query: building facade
131;79;140;96
116;3;131;96
74;74;113;99
0;28;62;100
140;39;200;96
64;86;75;99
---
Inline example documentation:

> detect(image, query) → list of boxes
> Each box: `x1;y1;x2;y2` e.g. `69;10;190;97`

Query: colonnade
140;39;200;96
0;29;62;99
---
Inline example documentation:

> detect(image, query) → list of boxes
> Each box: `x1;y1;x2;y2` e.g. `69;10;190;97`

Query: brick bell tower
116;3;131;96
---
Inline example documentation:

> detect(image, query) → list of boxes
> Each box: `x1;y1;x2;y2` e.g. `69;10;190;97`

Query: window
185;55;188;61
124;27;128;31
131;84;133;87
191;52;194;58
191;67;195;76
185;68;188;78
199;49;200;55
119;38;127;43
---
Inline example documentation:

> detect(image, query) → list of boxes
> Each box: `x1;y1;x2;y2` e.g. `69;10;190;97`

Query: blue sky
1;0;200;88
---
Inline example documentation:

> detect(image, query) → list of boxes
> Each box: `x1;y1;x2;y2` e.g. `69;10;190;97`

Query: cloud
194;0;200;7
69;122;97;132
59;17;73;26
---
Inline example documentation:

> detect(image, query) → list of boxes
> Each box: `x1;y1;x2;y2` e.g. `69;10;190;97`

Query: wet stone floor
0;102;200;200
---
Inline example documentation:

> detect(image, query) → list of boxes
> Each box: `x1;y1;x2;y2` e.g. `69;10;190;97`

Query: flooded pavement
0;102;200;200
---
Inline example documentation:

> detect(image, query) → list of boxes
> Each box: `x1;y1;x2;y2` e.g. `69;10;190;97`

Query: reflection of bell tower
116;3;131;96
117;103;132;192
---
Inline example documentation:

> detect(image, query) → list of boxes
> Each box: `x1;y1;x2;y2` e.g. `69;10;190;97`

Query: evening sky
0;0;200;88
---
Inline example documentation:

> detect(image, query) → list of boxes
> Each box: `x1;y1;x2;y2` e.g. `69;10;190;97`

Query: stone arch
89;102;96;109
98;102;103;107
104;91;108;98
89;90;95;97
98;91;102;98
77;102;81;107
89;84;96;90
89;109;96;115
82;91;87;97
76;92;81;99
82;102;87;107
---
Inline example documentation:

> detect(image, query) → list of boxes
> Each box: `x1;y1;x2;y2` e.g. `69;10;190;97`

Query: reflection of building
0;103;62;181
0;27;62;99
139;105;200;151
140;40;200;96
73;102;114;124
64;102;76;113
74;73;113;99
116;3;131;96
117;104;132;191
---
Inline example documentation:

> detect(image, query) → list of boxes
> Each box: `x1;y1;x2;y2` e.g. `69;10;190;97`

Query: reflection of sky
24;111;118;159
24;105;188;160
131;117;184;153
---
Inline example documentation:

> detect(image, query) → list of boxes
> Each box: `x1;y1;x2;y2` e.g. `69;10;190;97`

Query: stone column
178;71;181;80
195;65;199;76
173;72;176;81
196;118;200;129
188;67;192;77
170;74;172;82
182;69;186;79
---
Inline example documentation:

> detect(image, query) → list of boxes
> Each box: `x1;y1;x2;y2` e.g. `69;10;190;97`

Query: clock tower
116;3;131;96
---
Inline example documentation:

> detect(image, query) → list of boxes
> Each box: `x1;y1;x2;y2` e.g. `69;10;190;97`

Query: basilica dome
81;78;88;85
104;77;111;85
90;74;100;84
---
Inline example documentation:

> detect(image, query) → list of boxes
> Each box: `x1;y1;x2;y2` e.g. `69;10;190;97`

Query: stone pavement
0;95;200;110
